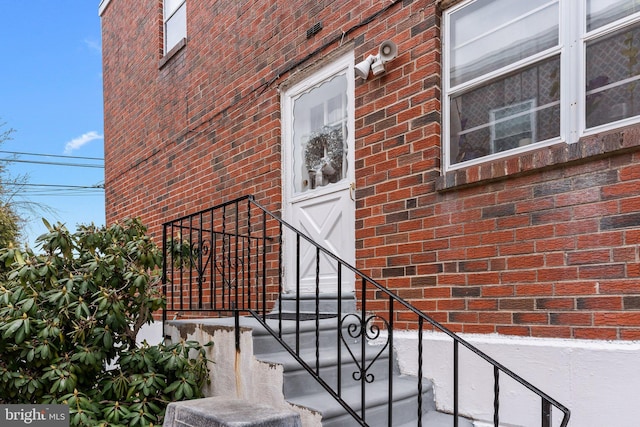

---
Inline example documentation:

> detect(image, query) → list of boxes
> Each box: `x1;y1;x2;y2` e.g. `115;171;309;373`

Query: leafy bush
0;219;210;426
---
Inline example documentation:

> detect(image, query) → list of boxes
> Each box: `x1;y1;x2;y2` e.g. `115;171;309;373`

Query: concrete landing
163;397;302;427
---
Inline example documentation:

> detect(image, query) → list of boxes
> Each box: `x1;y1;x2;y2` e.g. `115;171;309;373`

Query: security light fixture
354;40;398;79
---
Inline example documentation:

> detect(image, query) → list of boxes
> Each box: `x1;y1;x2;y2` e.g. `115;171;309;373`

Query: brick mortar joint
436;127;640;192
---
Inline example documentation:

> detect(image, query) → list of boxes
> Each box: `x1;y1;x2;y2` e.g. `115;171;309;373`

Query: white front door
282;53;355;295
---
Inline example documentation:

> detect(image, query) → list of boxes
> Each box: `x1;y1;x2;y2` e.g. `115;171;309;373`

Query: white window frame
443;0;640;172
164;0;186;54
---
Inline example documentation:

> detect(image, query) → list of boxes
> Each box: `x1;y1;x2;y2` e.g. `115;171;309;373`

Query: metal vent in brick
306;22;323;39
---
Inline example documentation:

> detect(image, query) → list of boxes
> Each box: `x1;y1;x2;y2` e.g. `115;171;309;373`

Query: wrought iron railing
162;195;570;427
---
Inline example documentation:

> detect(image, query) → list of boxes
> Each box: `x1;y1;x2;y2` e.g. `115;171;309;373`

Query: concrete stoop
163;397;302;427
165;314;473;427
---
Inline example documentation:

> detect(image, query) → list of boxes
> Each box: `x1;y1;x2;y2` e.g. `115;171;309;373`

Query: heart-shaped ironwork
191;237;212;286
340;313;390;383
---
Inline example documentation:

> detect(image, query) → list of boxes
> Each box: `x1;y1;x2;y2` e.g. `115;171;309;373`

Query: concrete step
251;314;362;355
257;343;399;398
286;374;435;427
393;411;475;427
274;292;357;315
168;312;474;427
163;397;302;427
249;308;457;427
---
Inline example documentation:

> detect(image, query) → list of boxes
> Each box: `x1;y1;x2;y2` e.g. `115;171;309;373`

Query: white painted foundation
154;318;639;426
163;320;322;427
137;320;163;345
391;331;640;427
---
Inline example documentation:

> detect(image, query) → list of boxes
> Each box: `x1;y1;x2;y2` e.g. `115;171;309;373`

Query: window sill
437;0;465;11
159;38;186;69
436;125;640;192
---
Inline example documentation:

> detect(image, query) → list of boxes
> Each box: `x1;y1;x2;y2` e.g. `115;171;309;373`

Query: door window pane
292;73;348;194
449;0;559;86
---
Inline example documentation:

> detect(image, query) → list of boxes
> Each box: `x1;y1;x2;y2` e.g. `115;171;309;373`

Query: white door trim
281;51;356;295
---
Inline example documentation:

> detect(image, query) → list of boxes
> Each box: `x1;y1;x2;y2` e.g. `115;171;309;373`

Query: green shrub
0;219;210;426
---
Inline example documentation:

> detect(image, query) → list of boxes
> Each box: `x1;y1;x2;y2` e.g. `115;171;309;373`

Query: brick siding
101;0;640;340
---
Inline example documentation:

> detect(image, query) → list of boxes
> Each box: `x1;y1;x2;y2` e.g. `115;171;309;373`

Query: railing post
360;277;367;425
162;224;167;339
278;222;283;338
388;296;394;427
295;233;301;354
209;209;214;310
337;263;342;397
315;247;320;375
542;398;551;427
213;216;218;310
198;213;203;310
417;317;423;427
454;340;459;427
179;219;184;311
494;366;499;427
234;200;240;312
188;216;193;311
247;200;252;312
235;308;240;353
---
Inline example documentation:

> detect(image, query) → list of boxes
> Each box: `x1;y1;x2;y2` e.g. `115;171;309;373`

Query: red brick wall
102;0;640;340
359;130;640;340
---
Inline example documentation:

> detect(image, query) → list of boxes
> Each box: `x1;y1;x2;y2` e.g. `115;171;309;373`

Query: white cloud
84;38;102;54
64;131;103;154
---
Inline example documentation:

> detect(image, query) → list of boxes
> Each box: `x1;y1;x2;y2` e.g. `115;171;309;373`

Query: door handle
350;182;356;201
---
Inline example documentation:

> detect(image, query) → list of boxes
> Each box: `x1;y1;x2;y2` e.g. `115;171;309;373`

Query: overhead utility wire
12;190;103;195
6;183;104;189
0;150;104;161
0;158;103;168
19;193;103;198
6;183;104;198
11;185;104;197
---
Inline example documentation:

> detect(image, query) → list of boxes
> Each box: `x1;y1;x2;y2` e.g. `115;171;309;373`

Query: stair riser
321;388;435;427
253;325;362;355
245;308;447;427
275;294;356;315
282;355;396;397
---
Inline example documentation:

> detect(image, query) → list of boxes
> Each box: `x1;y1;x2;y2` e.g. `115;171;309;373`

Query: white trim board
98;0;111;16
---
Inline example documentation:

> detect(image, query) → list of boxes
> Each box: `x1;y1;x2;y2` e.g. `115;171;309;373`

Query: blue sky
0;2;104;248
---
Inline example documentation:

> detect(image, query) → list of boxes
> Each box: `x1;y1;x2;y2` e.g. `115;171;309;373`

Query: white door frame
281;52;356;295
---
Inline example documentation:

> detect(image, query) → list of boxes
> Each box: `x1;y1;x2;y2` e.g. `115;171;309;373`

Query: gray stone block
163;397;302;427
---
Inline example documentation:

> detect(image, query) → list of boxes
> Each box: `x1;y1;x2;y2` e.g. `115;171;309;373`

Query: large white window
164;0;186;54
443;0;640;171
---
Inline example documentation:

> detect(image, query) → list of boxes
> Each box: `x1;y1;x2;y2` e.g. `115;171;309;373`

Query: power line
5;183;104;197
20;189;104;197
0;150;105;198
0;150;103;161
0;158;103;168
6;183;104;189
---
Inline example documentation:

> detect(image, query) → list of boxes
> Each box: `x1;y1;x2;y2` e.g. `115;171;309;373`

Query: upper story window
164;0;186;54
443;0;640;171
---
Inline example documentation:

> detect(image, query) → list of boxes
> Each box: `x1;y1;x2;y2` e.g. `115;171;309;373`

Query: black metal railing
162;195;570;427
